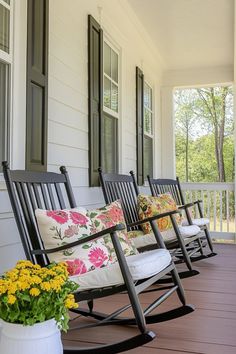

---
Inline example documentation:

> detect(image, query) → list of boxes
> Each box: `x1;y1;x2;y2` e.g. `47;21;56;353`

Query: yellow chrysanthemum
7;294;17;305
29;288;40;297
7;283;17;294
16;260;35;269
6;270;19;281
19;269;31;277
64;294;78;309
17;281;30;291
31;276;42;285
0;284;7;295
40;281;51;291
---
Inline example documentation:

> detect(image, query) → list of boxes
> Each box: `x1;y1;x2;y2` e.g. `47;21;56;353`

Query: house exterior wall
0;0;164;272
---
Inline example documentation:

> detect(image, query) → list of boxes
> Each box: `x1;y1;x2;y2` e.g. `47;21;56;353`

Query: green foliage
175;86;234;182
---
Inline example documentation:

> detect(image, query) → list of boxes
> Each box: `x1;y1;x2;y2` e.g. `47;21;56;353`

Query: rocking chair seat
182;218;210;227
71;249;171;291
128;225;201;250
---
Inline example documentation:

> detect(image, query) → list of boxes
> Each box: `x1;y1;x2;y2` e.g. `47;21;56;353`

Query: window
103;41;119;174
0;0;12;170
143;82;153;179
88;15;119;186
26;0;49;171
136;67;153;185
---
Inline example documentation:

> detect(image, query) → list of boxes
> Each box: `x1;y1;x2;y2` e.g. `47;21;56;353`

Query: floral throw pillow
35;208;111;276
137;193;182;234
88;200;138;262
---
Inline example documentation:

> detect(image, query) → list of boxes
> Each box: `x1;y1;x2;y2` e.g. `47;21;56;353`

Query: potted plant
0;260;78;354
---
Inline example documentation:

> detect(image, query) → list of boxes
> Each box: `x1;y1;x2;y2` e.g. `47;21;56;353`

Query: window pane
104;76;111;109
144;108;152;135
104;42;111;77
111;49;118;83
3;1;10;5
103;114;118;173
0;62;9;169
111;83;118;113
0;4;10;53
144;135;153;178
144;83;152;110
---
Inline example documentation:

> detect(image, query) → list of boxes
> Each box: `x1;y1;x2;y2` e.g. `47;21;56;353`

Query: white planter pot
0;318;63;354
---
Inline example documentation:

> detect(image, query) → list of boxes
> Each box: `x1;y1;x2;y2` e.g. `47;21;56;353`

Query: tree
174;90;199;181
174;86;234;183
195;87;233;182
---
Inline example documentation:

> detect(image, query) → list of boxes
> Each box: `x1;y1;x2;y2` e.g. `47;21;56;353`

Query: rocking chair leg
197;238;204;256
204;227;214;253
87;300;93;312
170;265;186;306
169;215;196;273
111;231;147;334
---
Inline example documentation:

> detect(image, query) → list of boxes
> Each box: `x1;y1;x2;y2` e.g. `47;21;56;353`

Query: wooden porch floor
63;244;236;353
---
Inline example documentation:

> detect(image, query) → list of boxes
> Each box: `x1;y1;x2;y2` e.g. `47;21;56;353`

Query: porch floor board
62;244;236;353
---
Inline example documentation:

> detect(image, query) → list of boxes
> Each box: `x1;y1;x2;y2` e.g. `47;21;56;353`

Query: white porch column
234;0;236;242
160;86;175;178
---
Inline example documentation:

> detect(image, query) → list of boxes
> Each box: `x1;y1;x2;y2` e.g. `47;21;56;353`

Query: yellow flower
7;283;17;294
16;260;35;269
19;269;31;277
64;294;78;309
31;276;42;285
7;294;17;305
29;288;40;297
33;264;41;270
6;270;19;281
16;279;31;291
0;284;7;295
40;281;51;291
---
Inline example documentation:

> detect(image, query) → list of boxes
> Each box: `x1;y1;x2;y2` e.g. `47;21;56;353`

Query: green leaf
89;212;98;218
82;244;90;249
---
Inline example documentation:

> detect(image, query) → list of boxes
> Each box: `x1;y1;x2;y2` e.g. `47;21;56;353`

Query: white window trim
144;81;154;138
103;38;120;120
0;0;27;188
0;0;13;185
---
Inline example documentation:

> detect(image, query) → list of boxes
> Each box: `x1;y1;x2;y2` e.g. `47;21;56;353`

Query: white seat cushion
71;249;171;291
179;224;201;236
182;218;209;227
131;225;201;249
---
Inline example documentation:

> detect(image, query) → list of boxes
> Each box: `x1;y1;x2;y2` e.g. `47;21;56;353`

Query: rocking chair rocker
99;168;202;278
2;161;194;354
147;176;217;258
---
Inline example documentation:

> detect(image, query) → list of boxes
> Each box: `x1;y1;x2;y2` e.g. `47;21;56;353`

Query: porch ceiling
127;0;234;71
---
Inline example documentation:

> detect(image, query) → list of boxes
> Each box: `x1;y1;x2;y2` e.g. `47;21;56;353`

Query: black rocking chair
2;161;194;354
99;168;203;278
147;176;217;258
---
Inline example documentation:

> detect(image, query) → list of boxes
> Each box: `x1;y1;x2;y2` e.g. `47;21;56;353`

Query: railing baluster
207;191;210;229
201;190;204;217
214;190;216;232
220;190;222;232
226;190;229;233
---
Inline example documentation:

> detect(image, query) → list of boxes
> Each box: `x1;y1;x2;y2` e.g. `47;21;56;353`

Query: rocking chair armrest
31;224;125;255
128;209;181;228
178;202;195;210
193;199;202;205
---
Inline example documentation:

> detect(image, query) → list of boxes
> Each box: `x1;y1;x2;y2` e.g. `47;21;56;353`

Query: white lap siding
0;0;163;272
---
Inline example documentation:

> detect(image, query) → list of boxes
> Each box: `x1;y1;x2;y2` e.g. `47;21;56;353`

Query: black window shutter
88;15;103;187
26;0;49;171
136;66;144;185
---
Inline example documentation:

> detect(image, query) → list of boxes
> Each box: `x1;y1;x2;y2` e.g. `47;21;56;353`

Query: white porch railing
181;182;236;242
